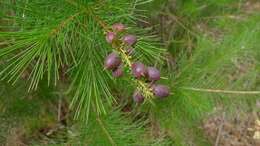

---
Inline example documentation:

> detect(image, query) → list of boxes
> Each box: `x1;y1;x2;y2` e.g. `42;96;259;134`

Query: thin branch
182;87;260;95
49;10;83;36
90;12;110;32
160;12;198;37
58;96;62;122
65;0;110;32
215;112;225;146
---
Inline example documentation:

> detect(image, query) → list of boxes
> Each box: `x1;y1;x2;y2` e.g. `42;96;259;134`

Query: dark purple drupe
104;52;121;70
131;62;146;79
122;35;137;46
152;84;169;98
147;67;160;81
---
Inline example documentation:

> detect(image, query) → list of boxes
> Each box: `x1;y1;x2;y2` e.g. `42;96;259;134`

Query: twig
160;12;198;37
182;87;260;95
58;96;62;122
65;0;110;32
215;112;225;146
49;11;83;36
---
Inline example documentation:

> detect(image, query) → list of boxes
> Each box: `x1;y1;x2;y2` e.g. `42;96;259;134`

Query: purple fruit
131;62;146;78
112;23;125;32
133;90;144;103
147;67;160;81
106;31;116;43
104;52;121;70
112;66;123;77
152;85;169;98
122;35;137;46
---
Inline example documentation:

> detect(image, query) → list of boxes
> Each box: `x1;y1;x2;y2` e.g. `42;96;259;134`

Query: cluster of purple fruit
104;23;170;104
131;63;170;103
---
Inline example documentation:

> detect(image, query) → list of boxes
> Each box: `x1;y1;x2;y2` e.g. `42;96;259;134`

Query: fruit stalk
117;44;154;99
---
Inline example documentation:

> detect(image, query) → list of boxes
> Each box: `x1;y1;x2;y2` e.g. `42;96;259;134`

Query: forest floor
203;102;260;146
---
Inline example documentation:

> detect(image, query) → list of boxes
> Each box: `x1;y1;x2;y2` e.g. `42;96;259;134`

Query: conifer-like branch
0;0;166;122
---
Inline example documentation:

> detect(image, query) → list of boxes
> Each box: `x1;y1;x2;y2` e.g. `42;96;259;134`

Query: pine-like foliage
0;0;259;146
0;0;168;145
0;0;164;122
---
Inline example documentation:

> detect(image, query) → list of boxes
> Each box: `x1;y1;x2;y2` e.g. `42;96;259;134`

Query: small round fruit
112;66;123;77
133;90;144;103
122;35;137;46
147;67;160;81
112;23;125;32
131;62;146;78
104;52;121;70
152;85;169;98
106;31;116;43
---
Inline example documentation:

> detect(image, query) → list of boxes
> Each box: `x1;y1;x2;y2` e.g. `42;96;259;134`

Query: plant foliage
0;0;165;123
0;0;259;145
